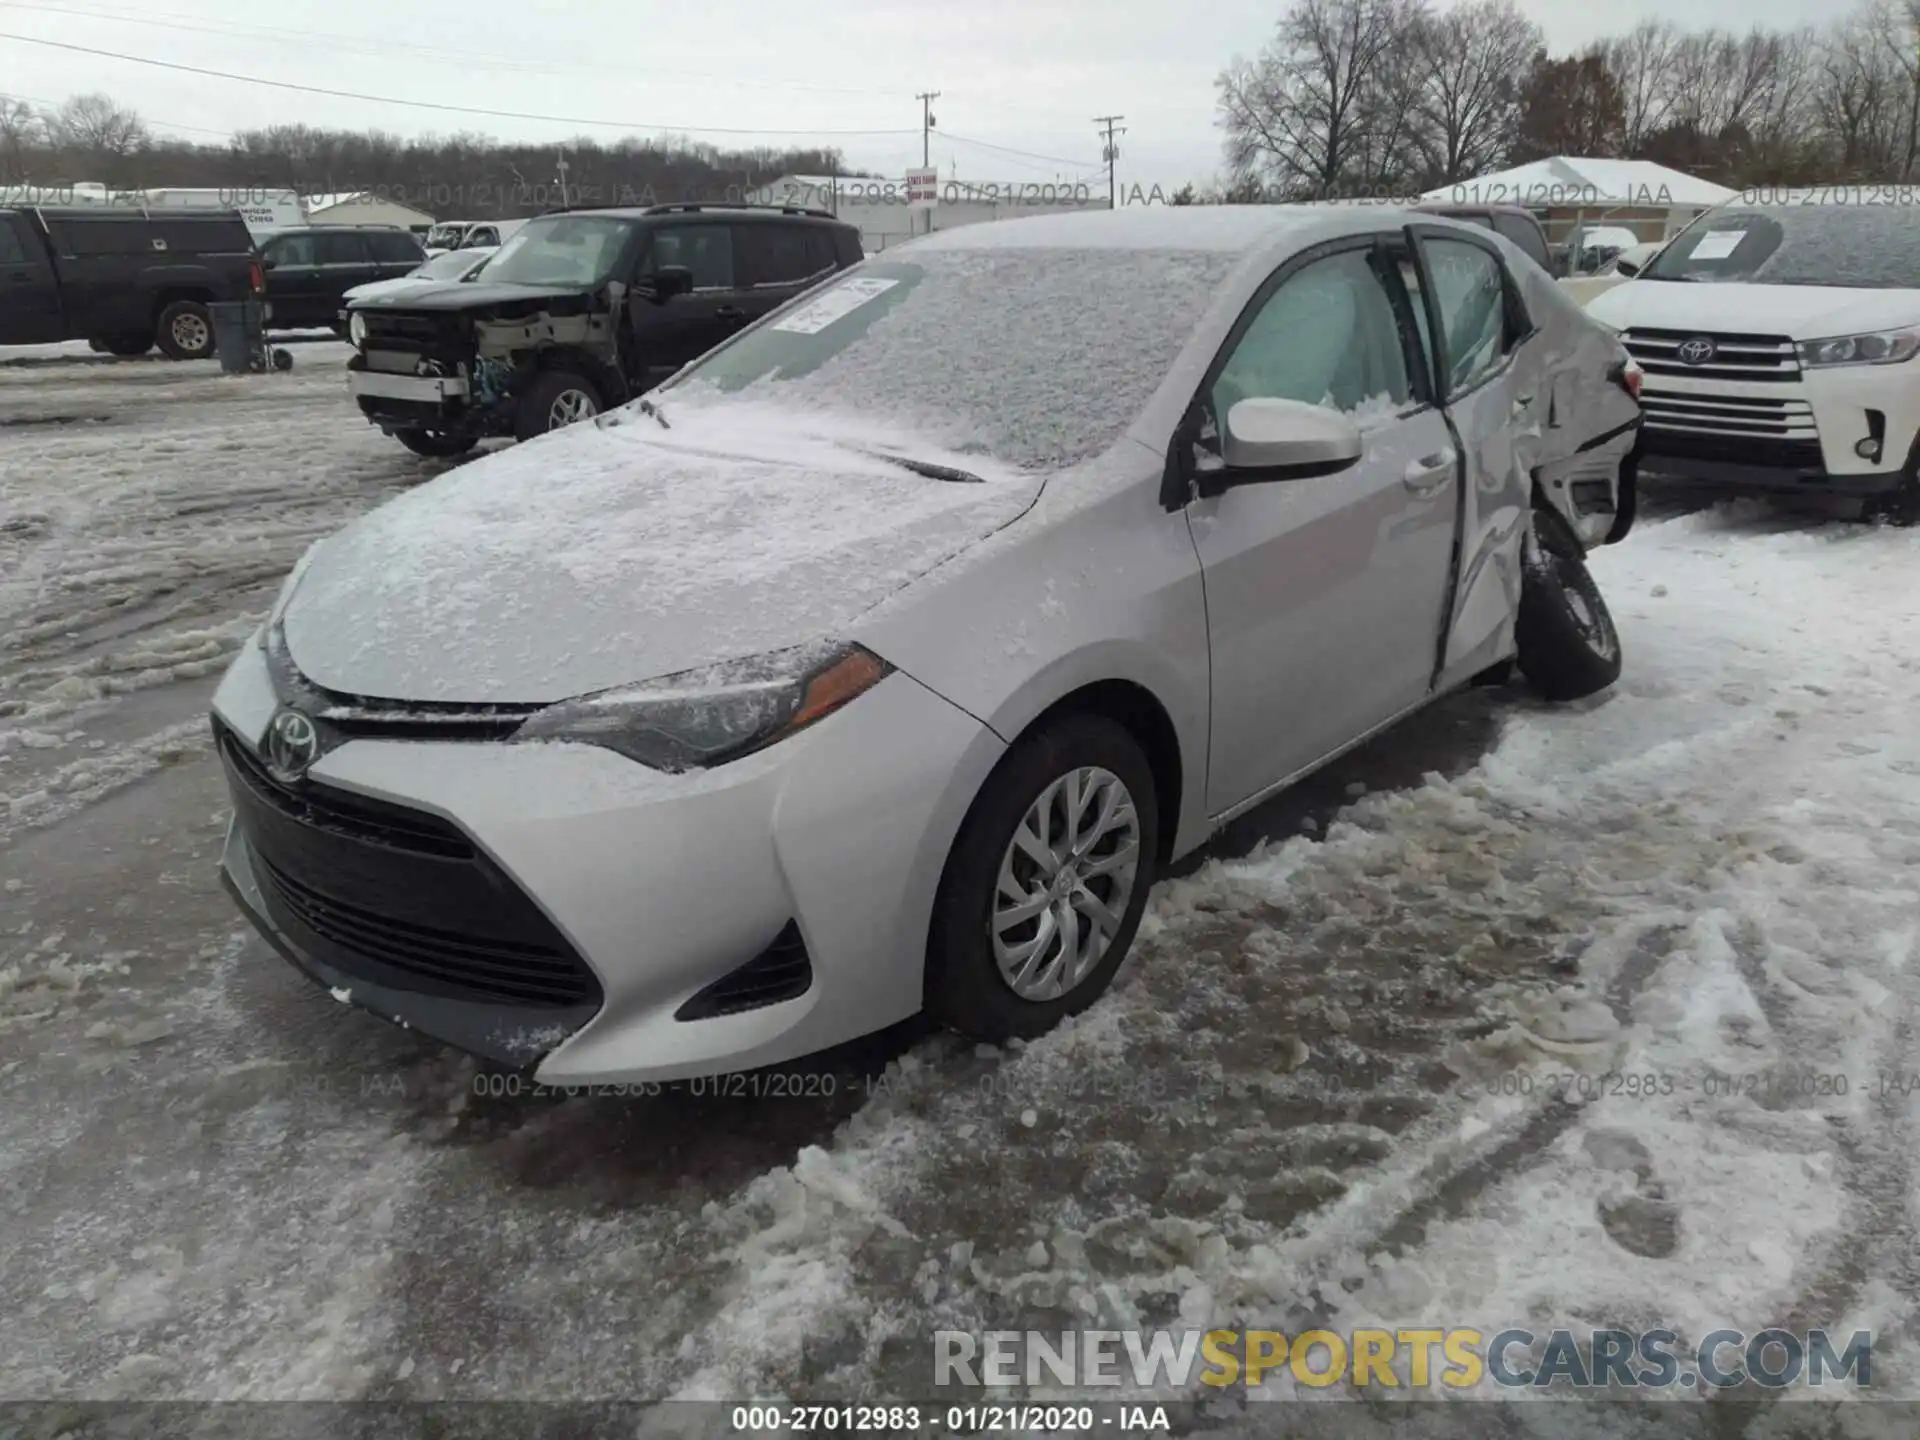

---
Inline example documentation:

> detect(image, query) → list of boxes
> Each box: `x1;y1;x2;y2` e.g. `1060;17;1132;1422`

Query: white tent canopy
1422;157;1734;210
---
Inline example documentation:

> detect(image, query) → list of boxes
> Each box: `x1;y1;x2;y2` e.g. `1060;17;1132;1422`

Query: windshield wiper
843;445;984;483
636;397;670;430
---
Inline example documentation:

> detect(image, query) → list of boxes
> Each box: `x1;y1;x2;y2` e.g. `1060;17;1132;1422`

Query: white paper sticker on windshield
769;277;900;335
1690;230;1746;260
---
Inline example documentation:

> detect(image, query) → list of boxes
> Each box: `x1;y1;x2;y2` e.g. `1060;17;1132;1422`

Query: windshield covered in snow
1640;204;1920;288
474;215;634;287
660;249;1239;469
410;248;488;281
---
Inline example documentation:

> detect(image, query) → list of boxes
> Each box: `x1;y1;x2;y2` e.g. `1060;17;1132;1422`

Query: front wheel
1867;471;1920;528
155;300;214;360
394;429;478;458
1515;503;1622;702
926;713;1159;1041
514;370;602;441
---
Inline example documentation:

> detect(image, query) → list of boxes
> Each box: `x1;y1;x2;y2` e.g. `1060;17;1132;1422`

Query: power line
940;130;1102;171
0;0;910;98
0;33;924;138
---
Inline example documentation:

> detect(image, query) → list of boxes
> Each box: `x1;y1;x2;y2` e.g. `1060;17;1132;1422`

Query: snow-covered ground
2;351;1916;1425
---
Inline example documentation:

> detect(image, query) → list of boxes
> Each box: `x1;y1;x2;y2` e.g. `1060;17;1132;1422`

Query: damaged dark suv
343;203;864;456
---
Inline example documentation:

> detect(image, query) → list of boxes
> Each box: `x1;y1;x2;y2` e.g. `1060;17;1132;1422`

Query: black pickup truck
344;203;864;455
0;206;263;359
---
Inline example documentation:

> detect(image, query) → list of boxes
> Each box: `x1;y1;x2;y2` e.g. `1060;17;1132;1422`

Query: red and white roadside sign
906;168;939;209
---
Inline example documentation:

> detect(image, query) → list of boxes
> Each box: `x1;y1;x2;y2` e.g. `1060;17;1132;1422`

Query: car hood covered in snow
280;401;1046;704
1587;281;1920;338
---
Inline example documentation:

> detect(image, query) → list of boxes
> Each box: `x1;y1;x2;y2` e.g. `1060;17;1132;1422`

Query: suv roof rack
642;202;839;220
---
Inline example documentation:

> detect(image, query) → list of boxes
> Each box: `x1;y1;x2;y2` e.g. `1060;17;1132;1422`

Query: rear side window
648;224;733;289
315;231;369;264
735;223;824;287
266;232;318;266
364;229;423;262
0;219;27;265
1493;213;1549;270
51;218;155;256
804;227;838;275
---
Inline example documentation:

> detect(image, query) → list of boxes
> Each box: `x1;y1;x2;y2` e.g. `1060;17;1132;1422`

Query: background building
300;191;437;233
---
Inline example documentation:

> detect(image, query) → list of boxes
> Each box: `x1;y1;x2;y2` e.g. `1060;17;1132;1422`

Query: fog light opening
1855;437;1883;461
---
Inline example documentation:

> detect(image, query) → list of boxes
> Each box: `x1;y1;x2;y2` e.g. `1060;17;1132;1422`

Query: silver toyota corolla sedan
211;205;1643;1083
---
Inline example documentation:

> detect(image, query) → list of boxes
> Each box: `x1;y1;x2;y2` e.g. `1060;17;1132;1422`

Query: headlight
1796;328;1920;368
512;642;892;772
348;311;368;348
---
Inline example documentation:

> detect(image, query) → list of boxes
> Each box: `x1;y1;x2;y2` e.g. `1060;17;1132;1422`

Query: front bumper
1636;367;1919;497
211;640;1004;1083
347;370;471;402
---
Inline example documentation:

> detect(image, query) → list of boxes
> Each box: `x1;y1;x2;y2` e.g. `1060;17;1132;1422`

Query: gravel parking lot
3;348;1917;1422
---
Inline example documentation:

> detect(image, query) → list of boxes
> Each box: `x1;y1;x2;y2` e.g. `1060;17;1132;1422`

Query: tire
925;713;1160;1042
1515;502;1623;702
1867;472;1920;528
101;333;154;357
514;370;602;441
154;300;215;361
394;429;478;458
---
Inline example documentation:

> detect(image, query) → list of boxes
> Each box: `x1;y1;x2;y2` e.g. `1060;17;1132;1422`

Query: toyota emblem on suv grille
1677;337;1717;365
265;707;321;783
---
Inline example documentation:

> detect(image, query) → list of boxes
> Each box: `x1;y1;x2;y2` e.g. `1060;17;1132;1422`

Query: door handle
1403;449;1456;495
714;305;745;320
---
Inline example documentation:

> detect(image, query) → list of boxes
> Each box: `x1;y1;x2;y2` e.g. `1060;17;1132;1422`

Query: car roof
900;203;1446;256
526;204;856;227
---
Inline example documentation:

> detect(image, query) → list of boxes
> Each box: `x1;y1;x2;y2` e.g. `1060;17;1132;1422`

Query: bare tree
49;93;147;168
0;97;42;182
1604;21;1680;151
1816;10;1907;174
1404;0;1542;185
1862;0;1920;176
1217;0;1427;198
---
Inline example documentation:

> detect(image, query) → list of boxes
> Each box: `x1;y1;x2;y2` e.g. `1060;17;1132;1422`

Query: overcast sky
0;0;1853;189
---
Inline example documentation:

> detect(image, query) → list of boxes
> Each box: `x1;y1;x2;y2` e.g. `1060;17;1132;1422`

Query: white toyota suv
1587;194;1920;523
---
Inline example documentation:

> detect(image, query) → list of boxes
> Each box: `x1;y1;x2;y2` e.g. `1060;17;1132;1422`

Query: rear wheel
155;301;214;361
925;713;1159;1041
394;430;478;458
514;370;602;440
1515;503;1622;702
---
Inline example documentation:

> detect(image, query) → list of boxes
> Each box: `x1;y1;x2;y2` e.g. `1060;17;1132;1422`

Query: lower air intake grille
676;922;813;1020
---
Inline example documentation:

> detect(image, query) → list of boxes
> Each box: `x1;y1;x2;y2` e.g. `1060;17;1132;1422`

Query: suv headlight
512;642;892;772
348;311;368;349
1797;328;1920;368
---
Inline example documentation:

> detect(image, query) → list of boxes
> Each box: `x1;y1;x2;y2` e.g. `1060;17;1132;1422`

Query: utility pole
554;151;570;208
915;91;940;234
1094;115;1126;210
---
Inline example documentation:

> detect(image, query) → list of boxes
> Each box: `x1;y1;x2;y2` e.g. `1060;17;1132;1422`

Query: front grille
265;626;536;743
218;717;602;1015
676;922;813;1020
218;721;472;859
1623;328;1800;383
365;349;423;374
361;311;459;347
1640;389;1819;441
255;853;595;1007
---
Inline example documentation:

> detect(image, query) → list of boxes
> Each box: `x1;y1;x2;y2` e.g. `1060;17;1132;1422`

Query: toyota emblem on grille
264;707;321;782
1677;336;1717;365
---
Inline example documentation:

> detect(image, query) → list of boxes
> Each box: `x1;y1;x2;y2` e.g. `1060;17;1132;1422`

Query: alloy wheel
547;389;599;429
991;766;1141;1002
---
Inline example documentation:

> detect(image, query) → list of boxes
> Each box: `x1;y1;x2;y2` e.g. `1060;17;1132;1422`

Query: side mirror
1202;398;1363;493
1614;256;1642;278
260;256;277;271
639;265;694;303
